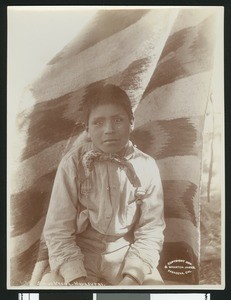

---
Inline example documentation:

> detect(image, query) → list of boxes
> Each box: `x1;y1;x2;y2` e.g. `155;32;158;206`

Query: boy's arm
44;156;87;284
121;159;165;285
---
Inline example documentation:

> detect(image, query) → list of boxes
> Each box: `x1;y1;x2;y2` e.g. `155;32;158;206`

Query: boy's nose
104;120;115;133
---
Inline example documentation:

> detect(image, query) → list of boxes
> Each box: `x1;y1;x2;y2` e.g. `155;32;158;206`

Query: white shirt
44;141;165;284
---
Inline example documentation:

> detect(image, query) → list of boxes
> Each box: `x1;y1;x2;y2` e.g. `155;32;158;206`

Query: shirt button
106;186;110;191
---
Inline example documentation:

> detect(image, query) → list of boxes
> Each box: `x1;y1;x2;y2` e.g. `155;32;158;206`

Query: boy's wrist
122;273;139;285
59;259;87;284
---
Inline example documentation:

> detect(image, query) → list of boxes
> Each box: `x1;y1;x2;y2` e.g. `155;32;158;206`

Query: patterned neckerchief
80;147;141;187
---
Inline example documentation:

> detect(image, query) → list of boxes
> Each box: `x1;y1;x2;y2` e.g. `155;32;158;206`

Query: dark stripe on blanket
143;15;215;98
130;117;202;159
113;58;150;102
21;105;201;162
162;180;198;226
10;171;56;237
19;91;85;161
159;241;199;284
48;10;150;65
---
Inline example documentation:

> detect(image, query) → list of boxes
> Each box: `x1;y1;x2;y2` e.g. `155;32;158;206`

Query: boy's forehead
89;103;127;117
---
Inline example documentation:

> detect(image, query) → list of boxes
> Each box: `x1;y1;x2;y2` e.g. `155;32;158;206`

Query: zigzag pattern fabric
10;8;216;286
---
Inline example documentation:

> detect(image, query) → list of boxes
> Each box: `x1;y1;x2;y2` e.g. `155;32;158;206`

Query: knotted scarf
80;150;141;187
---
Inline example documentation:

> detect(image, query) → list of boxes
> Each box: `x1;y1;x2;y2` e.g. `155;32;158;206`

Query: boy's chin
96;143;127;154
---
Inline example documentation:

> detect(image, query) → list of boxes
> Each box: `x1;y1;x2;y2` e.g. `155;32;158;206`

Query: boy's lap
38;243;163;286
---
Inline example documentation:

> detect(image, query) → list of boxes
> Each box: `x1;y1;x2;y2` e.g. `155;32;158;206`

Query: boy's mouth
103;139;119;144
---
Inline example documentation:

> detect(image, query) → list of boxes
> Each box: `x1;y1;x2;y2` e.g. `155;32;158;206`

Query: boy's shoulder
132;146;161;181
132;145;159;171
133;145;157;165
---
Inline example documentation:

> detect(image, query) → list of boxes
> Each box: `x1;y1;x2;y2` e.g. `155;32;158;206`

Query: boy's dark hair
81;82;134;127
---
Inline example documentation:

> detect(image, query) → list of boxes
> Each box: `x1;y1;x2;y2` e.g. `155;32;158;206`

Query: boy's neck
92;141;131;157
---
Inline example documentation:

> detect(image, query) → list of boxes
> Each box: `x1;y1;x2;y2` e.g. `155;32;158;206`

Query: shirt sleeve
43;155;87;284
122;158;165;284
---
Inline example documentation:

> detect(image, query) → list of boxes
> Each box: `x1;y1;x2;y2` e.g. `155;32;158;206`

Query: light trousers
40;225;164;286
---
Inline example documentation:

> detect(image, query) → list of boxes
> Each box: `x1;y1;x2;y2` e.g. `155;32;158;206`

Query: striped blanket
10;8;217;286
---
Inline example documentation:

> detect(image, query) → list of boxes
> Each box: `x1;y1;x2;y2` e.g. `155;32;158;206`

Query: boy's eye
94;120;104;126
114;118;123;123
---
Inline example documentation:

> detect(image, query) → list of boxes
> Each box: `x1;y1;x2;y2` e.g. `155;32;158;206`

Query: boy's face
88;103;133;153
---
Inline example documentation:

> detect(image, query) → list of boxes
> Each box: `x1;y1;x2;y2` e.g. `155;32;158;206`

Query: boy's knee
39;271;64;286
143;277;164;285
142;268;164;285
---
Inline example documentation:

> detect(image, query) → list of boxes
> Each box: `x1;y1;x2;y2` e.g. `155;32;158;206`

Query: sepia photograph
7;6;224;289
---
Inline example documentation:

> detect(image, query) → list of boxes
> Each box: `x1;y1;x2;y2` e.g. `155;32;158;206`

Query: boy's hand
119;274;139;285
69;276;86;285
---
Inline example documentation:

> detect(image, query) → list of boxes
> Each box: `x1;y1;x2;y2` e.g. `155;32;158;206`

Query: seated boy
41;83;165;286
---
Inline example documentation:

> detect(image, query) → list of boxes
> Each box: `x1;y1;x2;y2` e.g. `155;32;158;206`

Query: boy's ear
86;128;91;139
129;119;134;132
84;125;91;138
